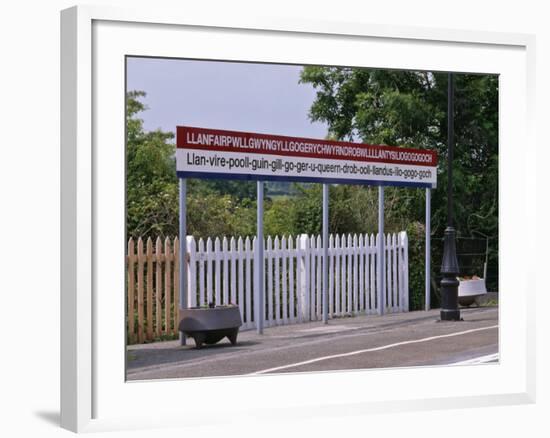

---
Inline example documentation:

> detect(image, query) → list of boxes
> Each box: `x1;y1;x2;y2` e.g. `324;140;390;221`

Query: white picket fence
185;232;409;330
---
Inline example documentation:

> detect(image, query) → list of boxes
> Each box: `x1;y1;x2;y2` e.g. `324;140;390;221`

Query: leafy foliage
300;67;499;302
126;91;178;238
127;92;263;240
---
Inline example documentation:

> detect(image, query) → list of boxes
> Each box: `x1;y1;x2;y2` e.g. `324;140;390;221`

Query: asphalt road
126;306;498;381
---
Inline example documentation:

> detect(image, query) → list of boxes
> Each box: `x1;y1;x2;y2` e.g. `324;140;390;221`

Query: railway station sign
176;126;437;188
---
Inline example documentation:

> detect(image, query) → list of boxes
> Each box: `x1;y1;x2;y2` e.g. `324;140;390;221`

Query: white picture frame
60;5;536;433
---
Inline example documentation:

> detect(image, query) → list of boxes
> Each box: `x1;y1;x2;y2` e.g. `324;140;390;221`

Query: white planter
458;278;487;297
458;278;487;306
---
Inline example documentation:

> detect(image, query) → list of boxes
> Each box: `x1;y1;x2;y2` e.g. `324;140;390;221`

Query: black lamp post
440;73;461;321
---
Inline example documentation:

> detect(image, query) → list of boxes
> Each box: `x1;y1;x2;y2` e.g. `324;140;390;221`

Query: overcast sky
126;57;328;139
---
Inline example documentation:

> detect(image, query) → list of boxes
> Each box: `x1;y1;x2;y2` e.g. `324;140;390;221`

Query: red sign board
176;126;437;188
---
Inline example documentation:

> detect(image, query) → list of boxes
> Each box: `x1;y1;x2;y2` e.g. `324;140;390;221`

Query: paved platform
126;306;498;381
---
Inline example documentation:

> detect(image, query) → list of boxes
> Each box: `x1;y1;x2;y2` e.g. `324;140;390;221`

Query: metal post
178;178;187;346
440;72;461;321
377;186;385;315
255;181;264;334
425;187;431;311
322;184;329;324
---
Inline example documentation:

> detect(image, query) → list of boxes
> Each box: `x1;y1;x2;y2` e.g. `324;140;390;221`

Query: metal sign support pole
322;184;329;324
178;178;187;346
425;187;431;311
255;181;264;334
377;186;385;315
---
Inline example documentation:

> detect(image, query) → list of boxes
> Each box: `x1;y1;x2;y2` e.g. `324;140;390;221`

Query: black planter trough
178;304;242;349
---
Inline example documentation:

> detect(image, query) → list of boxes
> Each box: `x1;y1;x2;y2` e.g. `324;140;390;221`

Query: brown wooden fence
126;236;180;344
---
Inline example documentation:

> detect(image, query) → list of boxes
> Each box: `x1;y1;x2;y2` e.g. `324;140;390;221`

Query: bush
403;221;428;311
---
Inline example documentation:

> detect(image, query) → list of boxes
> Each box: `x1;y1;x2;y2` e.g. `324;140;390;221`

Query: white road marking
448;353;499;365
298;325;355;334
249;324;499;375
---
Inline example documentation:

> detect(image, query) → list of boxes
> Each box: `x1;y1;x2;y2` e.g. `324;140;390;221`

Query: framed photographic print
61;5;536;433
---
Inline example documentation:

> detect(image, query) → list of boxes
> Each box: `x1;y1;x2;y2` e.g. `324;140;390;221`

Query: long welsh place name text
186;152;433;181
185;132;433;164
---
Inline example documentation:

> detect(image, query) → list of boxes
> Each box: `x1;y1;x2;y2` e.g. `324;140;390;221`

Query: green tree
126;91;261;240
299;67;499;303
126;91;178;238
299;68;498;237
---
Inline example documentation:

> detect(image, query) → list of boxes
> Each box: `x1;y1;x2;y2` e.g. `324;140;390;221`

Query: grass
479;299;498;307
